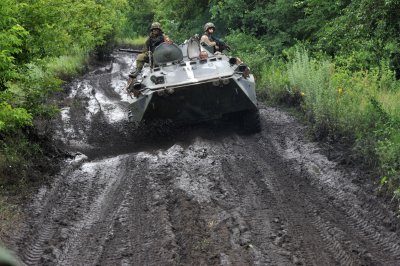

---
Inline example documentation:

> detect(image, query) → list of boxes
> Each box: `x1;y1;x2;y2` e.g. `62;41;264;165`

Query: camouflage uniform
200;22;218;52
135;22;170;73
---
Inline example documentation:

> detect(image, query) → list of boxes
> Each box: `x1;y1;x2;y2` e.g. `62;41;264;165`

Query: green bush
18;0;128;59
0;102;32;134
0;0;131;186
7;63;62;119
0;0;28;89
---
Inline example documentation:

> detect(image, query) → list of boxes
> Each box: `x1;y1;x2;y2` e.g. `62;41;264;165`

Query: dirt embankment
4;51;400;265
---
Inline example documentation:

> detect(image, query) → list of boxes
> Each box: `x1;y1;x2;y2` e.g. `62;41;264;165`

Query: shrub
0;102;32;135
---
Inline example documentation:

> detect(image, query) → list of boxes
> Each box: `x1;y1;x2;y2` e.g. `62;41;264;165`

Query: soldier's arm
200;35;217;47
143;38;150;53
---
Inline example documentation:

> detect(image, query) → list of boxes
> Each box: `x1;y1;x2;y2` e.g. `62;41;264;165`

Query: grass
115;36;147;47
46;52;88;79
378;90;400;119
252;48;400;201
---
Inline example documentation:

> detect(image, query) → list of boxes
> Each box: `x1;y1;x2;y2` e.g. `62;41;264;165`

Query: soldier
199;51;209;61
130;22;171;78
200;22;230;53
200;22;218;52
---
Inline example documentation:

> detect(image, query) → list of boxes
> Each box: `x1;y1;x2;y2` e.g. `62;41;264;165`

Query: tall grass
115;36;147;47
46;53;88;79
287;51;334;132
259;48;400;199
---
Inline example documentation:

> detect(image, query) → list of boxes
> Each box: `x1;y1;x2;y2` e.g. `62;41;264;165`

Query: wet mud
7;51;400;265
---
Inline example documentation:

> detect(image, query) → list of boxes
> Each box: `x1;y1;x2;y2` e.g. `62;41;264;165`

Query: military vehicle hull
126;40;260;130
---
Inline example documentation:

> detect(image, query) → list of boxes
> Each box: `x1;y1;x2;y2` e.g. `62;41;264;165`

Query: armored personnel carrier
126;38;260;132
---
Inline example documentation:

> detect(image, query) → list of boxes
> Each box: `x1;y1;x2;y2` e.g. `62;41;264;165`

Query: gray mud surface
7;51;400;265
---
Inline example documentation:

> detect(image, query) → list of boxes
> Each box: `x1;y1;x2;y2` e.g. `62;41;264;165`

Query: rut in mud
8;51;400;265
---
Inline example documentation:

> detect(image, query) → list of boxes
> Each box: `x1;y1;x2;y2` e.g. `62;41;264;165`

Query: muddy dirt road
8;51;400;265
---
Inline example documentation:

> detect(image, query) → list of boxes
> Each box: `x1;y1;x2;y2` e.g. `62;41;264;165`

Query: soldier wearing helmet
200;22;219;52
200;22;230;53
130;22;172;77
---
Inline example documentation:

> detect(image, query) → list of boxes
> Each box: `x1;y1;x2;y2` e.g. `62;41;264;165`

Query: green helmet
150;22;161;30
204;22;215;32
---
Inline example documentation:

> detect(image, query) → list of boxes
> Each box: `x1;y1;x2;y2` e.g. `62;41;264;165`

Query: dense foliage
0;0;128;182
1;0;400;199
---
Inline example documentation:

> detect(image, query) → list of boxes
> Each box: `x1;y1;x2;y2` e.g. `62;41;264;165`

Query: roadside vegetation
1;0;400;215
0;0;130;234
115;37;147;48
213;1;400;200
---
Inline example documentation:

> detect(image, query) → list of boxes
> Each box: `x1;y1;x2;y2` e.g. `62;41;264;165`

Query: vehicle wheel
237;109;261;134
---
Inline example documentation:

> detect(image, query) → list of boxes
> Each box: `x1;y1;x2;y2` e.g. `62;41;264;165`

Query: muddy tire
236;109;261;134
